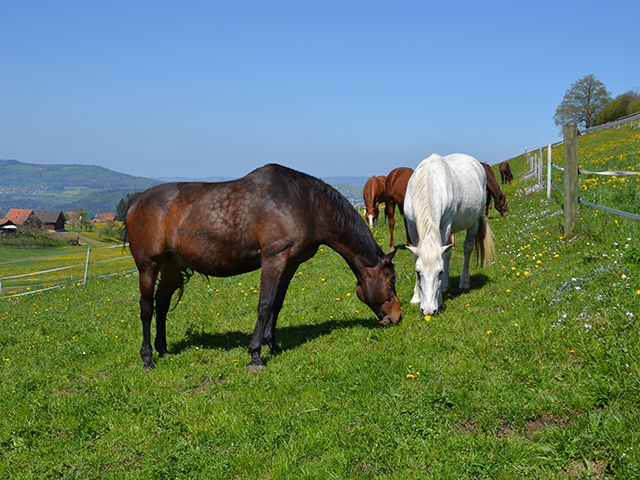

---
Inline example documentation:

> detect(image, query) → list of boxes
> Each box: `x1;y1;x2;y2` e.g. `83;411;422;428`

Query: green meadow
2;124;640;478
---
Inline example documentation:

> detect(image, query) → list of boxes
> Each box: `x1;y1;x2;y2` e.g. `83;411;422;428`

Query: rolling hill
0;159;162;215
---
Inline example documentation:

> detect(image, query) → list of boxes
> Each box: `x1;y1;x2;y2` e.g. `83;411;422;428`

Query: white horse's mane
412;155;446;267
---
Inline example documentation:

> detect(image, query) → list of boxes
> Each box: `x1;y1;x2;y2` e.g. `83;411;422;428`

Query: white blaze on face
408;245;449;316
367;214;375;227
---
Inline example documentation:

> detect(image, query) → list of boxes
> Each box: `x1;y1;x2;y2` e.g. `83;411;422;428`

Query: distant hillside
0;160;371;215
0;159;161;216
323;176;369;186
0;159;160;190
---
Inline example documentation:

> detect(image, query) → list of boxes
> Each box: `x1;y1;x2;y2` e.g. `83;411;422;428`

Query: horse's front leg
262;268;296;357
248;258;288;371
386;201;396;251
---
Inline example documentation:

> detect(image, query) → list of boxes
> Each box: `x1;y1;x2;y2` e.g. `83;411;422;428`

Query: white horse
405;153;496;317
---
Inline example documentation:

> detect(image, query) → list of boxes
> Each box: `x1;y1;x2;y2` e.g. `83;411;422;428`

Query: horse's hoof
247;364;264;373
143;362;155;371
378;317;391;327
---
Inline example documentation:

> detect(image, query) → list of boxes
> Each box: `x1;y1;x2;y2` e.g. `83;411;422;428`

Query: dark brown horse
481;162;508;217
363;175;386;227
124;164;402;371
499;162;513;184
384;167;414;251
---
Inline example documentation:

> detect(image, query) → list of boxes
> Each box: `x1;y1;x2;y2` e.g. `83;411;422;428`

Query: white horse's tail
475;217;497;268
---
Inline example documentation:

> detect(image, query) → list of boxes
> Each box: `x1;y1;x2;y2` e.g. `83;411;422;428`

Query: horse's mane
266;164;384;259
412;156;446;266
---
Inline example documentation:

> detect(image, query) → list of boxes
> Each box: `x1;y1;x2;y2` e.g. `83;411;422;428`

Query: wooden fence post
563;123;579;236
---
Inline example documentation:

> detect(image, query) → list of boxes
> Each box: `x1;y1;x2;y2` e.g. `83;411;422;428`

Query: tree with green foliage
594;90;640;126
116;192;137;221
554;74;612;130
75;207;91;231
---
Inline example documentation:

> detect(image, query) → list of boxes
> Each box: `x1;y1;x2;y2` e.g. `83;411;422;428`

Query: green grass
2;133;640;478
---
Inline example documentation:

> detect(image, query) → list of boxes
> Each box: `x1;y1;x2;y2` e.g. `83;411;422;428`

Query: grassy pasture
2;130;640;478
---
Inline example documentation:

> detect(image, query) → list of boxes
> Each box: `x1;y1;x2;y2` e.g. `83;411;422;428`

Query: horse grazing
384;167;414;251
481;162;508;217
363;175;387;227
499;162;513;184
405;154;496;317
124;164;402;371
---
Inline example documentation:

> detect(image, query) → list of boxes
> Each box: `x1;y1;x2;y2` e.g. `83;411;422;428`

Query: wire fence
549;159;640;221
0;244;137;298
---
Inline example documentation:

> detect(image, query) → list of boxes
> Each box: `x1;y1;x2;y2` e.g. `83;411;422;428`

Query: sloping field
1;125;639;478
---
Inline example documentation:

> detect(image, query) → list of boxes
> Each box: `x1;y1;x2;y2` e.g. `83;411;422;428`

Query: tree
116;192;136;221
594;90;640;126
554;75;612;130
74;207;90;231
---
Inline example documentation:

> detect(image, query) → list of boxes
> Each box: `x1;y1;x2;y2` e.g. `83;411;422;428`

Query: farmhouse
90;213;115;223
0;218;16;231
3;208;66;231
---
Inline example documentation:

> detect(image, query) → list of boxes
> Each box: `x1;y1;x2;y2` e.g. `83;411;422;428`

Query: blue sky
2;1;638;180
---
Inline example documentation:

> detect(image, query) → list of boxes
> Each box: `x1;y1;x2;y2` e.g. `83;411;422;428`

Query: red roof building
90;213;116;223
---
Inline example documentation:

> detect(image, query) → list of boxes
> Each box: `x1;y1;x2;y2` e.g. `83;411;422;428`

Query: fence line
578;168;640;176
546;127;640;224
0;243;133;298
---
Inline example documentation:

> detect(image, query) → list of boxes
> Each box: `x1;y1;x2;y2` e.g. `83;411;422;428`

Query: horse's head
356;250;402;326
496;194;508;216
365;207;378;228
407;243;452;317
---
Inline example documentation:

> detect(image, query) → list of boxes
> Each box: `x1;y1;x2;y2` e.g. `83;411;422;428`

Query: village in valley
0;208;116;244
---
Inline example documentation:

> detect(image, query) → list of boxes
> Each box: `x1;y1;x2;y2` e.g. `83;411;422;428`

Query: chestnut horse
384;167;414;251
363;175;387;227
124;164;402;371
481;162;508;216
499;162;513;184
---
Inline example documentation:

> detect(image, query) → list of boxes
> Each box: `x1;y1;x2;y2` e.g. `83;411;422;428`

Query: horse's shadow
168;316;379;362
446;273;491;300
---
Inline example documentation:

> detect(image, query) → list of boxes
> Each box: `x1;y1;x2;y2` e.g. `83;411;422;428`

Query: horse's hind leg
153;261;182;358
459;222;480;291
138;266;159;369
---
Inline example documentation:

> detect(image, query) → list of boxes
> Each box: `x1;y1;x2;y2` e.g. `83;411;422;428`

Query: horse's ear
381;249;397;265
441;244;453;255
407;245;419;256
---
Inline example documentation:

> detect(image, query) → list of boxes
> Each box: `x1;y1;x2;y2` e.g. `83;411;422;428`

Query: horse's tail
475;217;497;268
120;192;141;250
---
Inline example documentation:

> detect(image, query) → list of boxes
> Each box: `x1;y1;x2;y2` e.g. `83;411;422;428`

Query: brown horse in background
385;167;414;251
499;162;513;184
124;164;401;371
481;162;508;217
363;175;387;227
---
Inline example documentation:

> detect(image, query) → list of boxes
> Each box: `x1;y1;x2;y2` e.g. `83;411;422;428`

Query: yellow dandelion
424;315;431;321
487;330;492;334
406;374;416;379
